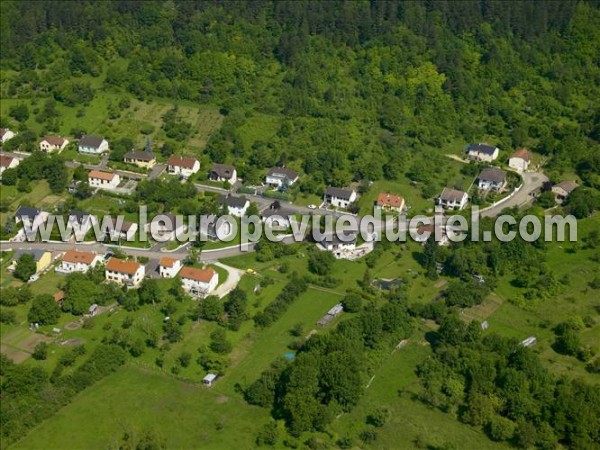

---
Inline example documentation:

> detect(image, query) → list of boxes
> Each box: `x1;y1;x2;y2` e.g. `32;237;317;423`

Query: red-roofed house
509;148;532;173
0;154;19;177
105;257;145;287
375;193;405;213
88;170;120;189
167;156;200;179
58;250;101;273
39;135;69;153
159;257;182;278
0;128;16;143
180;266;218;297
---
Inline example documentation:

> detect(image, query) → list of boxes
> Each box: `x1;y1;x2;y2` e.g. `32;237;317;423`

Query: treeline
245;291;414;437
0;344;127;447
418;315;600;448
254;273;308;328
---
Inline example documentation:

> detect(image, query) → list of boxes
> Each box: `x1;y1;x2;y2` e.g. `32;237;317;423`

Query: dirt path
212;262;244;298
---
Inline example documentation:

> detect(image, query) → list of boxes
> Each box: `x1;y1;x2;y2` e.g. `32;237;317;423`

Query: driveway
481;171;548;218
211;262;245;298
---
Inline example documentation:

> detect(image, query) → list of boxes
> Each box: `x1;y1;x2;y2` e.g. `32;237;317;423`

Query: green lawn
10;365;270;450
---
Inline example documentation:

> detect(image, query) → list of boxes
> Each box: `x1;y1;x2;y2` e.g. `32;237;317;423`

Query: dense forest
1;0;599;191
1;1;600;448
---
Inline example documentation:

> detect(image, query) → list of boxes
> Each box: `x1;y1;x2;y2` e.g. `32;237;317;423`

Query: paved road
481;171;548;218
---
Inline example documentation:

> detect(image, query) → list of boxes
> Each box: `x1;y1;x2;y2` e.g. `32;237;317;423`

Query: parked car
307;204;317;209
103;251;114;261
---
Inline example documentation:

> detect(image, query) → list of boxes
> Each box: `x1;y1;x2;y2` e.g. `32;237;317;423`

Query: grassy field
10;365;270;450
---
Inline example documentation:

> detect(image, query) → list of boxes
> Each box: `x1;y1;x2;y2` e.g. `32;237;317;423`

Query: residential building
0;128;16;143
11;249;52;273
265;167;299;188
318;233;357;259
58;250;101;273
39;135;69;153
14;206;49;235
167;155;200;178
123;144;156;168
105;257;145;287
324;187;357;209
217;194;249;217
101;217;138;241
158;257;182;278
375;193;405;213
180;266;218;297
262;201;293;228
508;148;532;173
68;210;98;237
88;170;120;189
437;188;468;210
199;216;232;241
0;154;19;177
552;181;579;203
466;143;500;162
477;168;507;191
209;163;237;184
78;135;109;154
147;213;186;240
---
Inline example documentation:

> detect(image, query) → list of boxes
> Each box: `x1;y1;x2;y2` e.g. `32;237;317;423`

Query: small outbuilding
203;373;218;386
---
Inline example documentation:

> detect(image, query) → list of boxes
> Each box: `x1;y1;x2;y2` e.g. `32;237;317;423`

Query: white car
307;204;317;209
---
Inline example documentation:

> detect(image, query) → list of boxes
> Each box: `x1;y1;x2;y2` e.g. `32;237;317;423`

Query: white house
58;250;101;273
147;213;187;240
466;143;499;162
265;167;299;188
88;170;120;189
0;154;19;177
0;128;16;144
101;217;138;242
158;257;182;278
318;233;357;259
218;195;249;217
105;257;145;288
180;266;218;298
78;135;109;154
13;207;49;241
68;210;98;238
199;216;233;242
209;163;237;184
477;168;507;191
39;135;69;153
437;188;468;210
508;148;532;173
167;155;200;179
552;181;578;203
324;187;357;209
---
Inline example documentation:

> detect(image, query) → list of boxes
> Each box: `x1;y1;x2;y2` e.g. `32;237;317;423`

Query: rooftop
105;257;141;275
62;250;98;265
180;266;216;283
478;167;507;183
79;135;105;148
377;192;404;208
167;155;198;169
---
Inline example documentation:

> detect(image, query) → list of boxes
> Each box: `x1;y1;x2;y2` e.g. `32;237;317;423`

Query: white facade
39;137;69;153
0;155;19;177
58;251;101;273
467;144;499;162
79;138;109;154
227;201;249;218
88;172;120;189
180;267;219;298
159;259;182;278
438;188;469;210
324;188;357;209
0;129;16;143
167;157;200;178
105;259;145;288
509;156;529;173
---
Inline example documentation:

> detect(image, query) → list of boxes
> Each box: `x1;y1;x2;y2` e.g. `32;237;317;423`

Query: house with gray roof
324;187;357;209
78;135;109;154
477;168;507;191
